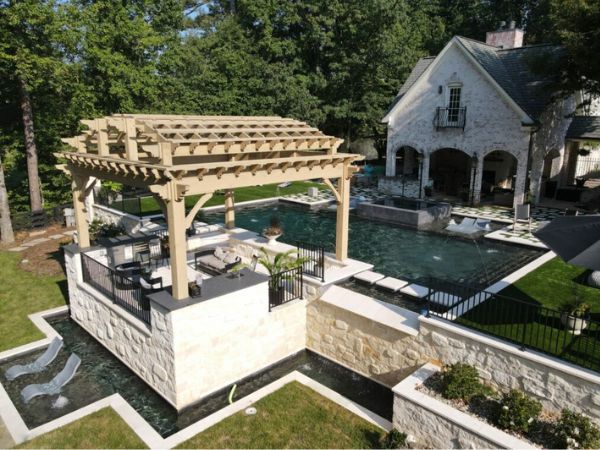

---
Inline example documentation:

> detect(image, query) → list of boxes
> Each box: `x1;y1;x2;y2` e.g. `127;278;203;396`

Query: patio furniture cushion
197;254;227;271
214;246;226;259
223;253;239;265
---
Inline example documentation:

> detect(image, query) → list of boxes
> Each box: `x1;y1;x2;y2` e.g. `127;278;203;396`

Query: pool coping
0;307;392;449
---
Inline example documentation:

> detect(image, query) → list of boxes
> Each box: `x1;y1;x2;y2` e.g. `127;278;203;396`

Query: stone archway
429;148;473;201
481;150;518;206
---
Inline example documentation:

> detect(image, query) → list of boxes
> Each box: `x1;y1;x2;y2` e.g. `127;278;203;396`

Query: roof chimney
486;20;524;49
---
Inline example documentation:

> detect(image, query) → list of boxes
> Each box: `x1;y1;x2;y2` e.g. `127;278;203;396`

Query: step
353;270;386;285
375;277;409;292
400;283;429;298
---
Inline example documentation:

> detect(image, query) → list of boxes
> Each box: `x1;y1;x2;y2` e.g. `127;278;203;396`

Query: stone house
381;22;600;207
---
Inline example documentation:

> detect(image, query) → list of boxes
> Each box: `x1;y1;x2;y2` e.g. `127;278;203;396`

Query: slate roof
566;116;600;140
385;37;562;122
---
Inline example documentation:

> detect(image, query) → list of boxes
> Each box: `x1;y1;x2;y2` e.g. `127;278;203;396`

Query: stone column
513;154;528;207
166;196;189;300
72;173;90;248
224;190;235;229
419;152;430;198
336;166;351;261
529;156;545;204
386;139;396;177
471;155;484;205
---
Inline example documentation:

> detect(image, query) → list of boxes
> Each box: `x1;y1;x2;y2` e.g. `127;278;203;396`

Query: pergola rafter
58;114;362;300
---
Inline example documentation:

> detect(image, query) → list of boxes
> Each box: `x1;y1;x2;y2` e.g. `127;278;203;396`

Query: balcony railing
268;267;303;311
434;107;467;130
81;253;151;325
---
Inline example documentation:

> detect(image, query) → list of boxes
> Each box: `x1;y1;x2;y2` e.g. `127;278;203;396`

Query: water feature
0;316;393;437
200;203;541;286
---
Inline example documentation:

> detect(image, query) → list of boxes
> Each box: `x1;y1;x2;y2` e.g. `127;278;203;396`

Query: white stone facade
307;298;600;420
65;245;306;410
383;38;586;206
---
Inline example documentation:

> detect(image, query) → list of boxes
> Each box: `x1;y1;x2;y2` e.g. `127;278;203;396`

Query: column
166;196;189;300
335;166;351;261
471;155;484;205
529;156;545;204
72;174;90;248
419;152;430;198
513;154;528;207
385;139;396;177
224;189;235;229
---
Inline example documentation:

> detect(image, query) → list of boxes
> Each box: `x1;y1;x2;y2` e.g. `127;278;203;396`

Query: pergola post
72;174;91;248
166;195;189;300
224;189;235;229
335;166;350;261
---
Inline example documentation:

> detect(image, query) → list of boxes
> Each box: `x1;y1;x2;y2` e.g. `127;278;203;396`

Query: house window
447;86;462;122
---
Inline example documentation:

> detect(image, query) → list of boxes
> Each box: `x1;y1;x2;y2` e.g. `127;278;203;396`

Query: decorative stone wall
64;246;178;405
307;298;600;420
307;300;429;387
92;204;144;234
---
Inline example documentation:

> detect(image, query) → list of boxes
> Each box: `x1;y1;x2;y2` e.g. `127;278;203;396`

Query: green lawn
177;382;385;449
119;181;325;216
497;257;600;312
455;257;600;371
0;252;68;352
16;408;146;449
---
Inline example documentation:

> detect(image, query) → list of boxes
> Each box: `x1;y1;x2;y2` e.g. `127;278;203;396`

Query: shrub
440;363;488;401
554;409;600;449
379;429;408;449
495;390;542;434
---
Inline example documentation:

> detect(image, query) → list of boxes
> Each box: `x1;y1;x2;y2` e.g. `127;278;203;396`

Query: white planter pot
560;312;589;335
264;233;282;245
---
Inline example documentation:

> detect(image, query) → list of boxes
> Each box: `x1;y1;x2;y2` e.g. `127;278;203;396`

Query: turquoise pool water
201;202;541;286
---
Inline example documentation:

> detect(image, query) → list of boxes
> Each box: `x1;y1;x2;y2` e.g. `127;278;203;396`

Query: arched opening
540;149;561;198
394;146;420;178
429;148;472;201
481;150;518;206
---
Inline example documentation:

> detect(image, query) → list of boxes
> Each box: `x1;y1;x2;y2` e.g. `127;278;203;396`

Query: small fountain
51;395;69;409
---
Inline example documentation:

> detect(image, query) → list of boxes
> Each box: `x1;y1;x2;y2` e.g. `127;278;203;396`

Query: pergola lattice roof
58;114;360;195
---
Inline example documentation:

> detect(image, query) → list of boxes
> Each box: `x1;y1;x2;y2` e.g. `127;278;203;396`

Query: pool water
0;317;392;437
201;203;541;286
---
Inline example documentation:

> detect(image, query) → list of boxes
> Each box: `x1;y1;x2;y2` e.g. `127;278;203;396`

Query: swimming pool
201;202;541;286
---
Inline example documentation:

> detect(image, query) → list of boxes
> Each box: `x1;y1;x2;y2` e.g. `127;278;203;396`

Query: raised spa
356;196;452;228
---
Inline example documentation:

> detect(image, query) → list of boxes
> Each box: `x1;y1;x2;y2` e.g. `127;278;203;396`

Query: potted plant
559;293;591;335
263;216;283;245
258;248;309;305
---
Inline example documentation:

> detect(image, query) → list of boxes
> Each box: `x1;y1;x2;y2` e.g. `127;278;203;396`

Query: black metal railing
10;204;71;231
434;107;467;130
297;241;325;282
81;253;151;325
268;267;303;311
426;278;600;373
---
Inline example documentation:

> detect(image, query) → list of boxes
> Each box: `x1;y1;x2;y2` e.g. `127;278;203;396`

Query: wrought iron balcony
434;107;467;130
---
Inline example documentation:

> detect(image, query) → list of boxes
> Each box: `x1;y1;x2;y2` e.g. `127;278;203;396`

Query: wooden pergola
57;114;362;300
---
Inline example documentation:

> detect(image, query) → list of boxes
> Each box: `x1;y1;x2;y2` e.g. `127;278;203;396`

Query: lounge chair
513;204;532;231
5;337;63;381
445;217;480;235
21;354;81;404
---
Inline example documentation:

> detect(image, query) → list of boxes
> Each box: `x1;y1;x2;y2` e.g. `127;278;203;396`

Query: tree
0;154;15;244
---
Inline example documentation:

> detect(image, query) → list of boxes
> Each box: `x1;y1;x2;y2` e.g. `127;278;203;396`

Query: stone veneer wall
307;299;600;420
393;395;504;449
92;204;144;234
65;245;307;410
64;246;178;405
